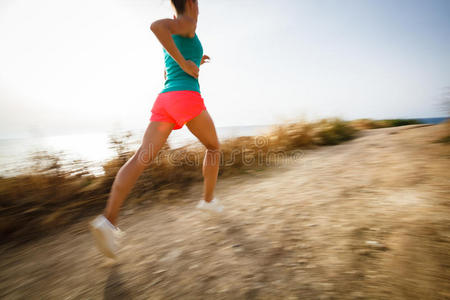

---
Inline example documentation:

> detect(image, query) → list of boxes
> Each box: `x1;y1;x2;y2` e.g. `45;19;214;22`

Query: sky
0;0;449;138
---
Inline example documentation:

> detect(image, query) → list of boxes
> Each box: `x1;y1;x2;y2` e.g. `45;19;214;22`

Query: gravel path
1;124;449;299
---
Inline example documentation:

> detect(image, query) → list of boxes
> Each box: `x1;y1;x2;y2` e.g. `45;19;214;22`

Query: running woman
90;0;223;258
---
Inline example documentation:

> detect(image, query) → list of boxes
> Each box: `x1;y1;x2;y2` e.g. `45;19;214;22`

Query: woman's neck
175;13;197;24
174;14;197;38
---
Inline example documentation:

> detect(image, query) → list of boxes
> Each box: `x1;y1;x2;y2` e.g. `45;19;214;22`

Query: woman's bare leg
186;110;220;203
104;121;174;225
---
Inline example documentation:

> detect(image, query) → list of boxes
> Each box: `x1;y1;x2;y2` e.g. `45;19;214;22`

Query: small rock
365;240;378;245
160;249;182;262
150;278;163;286
365;240;389;251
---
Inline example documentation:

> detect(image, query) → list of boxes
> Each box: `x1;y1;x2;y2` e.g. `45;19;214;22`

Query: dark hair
171;0;195;14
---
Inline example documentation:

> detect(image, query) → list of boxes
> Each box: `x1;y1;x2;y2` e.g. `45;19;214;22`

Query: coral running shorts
149;90;206;130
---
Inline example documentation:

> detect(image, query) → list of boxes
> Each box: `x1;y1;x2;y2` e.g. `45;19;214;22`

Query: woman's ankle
204;196;214;203
103;211;117;226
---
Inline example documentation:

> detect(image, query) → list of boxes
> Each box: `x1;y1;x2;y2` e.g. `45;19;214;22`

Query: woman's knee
205;143;221;165
205;140;220;151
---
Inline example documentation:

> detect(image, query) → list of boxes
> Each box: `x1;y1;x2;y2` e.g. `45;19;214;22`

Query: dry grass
0;118;413;242
350;118;422;130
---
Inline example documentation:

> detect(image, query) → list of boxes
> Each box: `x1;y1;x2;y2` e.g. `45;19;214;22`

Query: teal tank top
161;33;203;94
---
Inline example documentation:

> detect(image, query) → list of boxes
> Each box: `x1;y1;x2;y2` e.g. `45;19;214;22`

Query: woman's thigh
186;110;219;150
137;121;174;165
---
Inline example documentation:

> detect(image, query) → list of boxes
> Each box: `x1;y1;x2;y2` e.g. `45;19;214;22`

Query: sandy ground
0;124;449;300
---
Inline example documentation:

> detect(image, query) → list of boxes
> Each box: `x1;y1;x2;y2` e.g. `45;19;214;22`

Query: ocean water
416;117;447;124
0;124;274;177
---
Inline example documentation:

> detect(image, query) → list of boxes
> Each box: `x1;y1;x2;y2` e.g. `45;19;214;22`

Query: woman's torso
161;33;203;94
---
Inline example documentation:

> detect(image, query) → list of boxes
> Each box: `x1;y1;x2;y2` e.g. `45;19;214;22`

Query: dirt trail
1;124;449;299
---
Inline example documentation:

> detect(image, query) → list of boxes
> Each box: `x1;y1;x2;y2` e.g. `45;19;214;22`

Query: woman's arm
150;18;199;78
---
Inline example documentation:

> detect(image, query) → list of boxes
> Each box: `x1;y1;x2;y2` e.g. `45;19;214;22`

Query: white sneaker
89;215;123;258
196;198;224;213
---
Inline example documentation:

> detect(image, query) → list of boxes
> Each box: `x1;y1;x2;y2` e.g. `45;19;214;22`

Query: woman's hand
181;60;199;78
200;55;210;65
